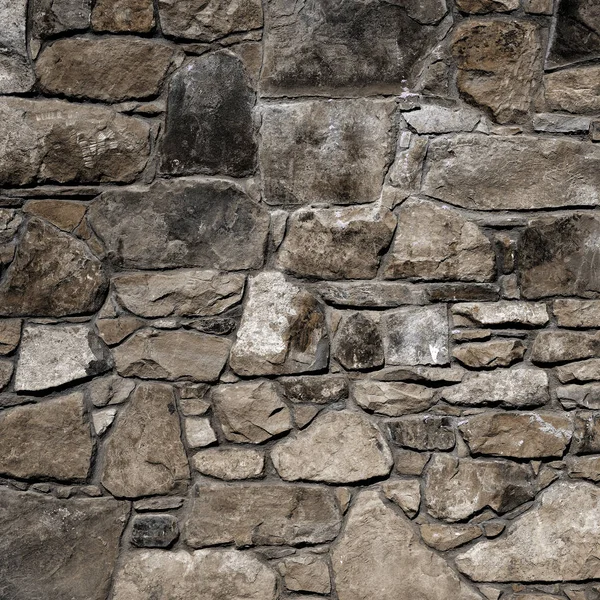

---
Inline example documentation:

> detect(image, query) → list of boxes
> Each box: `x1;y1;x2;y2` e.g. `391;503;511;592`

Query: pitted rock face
0;0;35;93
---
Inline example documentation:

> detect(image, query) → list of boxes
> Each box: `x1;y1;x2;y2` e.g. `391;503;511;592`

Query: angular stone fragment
556;359;600;383
185;483;341;547
96;317;144;346
533;113;591;133
452;301;549;326
212;381;291;444
159;0;263;41
23;200;86;231
230;272;328;376
0;359;12;391
354;381;436;417
456;481;600;581
114;270;244;317
531;330;600;363
453;339;526;368
524;0;554;13
0;218;107;317
276;205;396;279
459;412;573;458
0;320;19;355
92;407;117;436
394;449;431;476
192;448;264;480
333;313;383;371
187;317;237;336
554;299;600;327
15;324;111;392
374;365;465;383
557;384;600;410
260;100;395;205
566;455;600;482
0;489;128;600
160;53;256;177
420;523;482;551
383;198;495;281
425;454;542;521
571;413;600;454
92;0;155;32
101;382;190;498
184;417;217;448
131;515;179;548
88;179;268;270
403;105;481;134
423;136;600;210
113;549;276;600
455;0;519;12
545;66;600;114
388;136;429;200
134;497;184;512
394;0;448;24
280;375;349;404
442;367;549;407
271;410;393;483
89;375;136;407
0;0;35;93
388;415;455;451
381;479;421;517
279;554;331;594
332;490;481;600
314;281;427;308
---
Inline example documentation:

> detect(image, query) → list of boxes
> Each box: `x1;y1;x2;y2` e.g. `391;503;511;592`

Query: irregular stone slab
453;301;549;326
571;412;600;454
279;375;349;404
192;448;264;480
96;316;144;346
0;98;149;186
383;198;494;281
556;359;600;383
0;218;107;317
0;0;35;93
388;135;428;200
23;200;86;231
276;205;396;279
0;393;92;481
131;514;178;548
533;112;592;133
394;0;448;24
15;324;111;392
159;0;263;41
354;381;436;416
420;523;482;551
160;52;256;177
134;497;184;512
374;365;465;383
113;270;244;317
459;412;573;458
212;381;292;444
531;330;600;363
394;449;430;476
332;490;481;600
184;417;217;448
456;481;600;581
453;339;526;368
333;313;384;371
36;37;175;102
566;455;600;482
426;282;500;302
442;367;549;407
423;135;600;210
0;489;128;600
381;479;421;518
403;105;481;134
545;66;600;113
452;20;541;122
278;553;331;594
557;384;600;410
185;483;341;547
88;178;268;269
101;382;190;498
383;305;449;366
554;299;600;327
92;0;155;32
0;319;20;354
92;407;117;436
260;100;395;205
187;317;236;336
230;272;328;376
114;329;231;382
314;281;427;308
271;410;393;484
89;374;136;407
455;0;519;12
388;415;455;451
113;549;276;600
424;454;542;521
261;0;448;96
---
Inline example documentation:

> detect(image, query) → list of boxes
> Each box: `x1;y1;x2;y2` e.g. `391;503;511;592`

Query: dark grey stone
333;313;384;371
131;514;179;548
388;415;456;451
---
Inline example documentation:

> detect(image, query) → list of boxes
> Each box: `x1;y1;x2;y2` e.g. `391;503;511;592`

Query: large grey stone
403;105;481;134
88;178;268;269
545;66;600;113
0;0;35;93
354;381;436;417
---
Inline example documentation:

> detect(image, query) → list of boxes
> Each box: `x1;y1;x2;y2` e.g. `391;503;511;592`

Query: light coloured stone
531;330;600;363
374;365;465;383
354;381;436;416
184;417;217;448
556;359;600;383
278;554;331;594
381;479;421;517
533;113;591;133
554;299;600;327
0;0;35;93
545;66;600;114
557;384;600;410
92;407;117;436
403;105;480;133
453;339;526;369
452;301;549;326
420;523;482;551
566;455;600;482
192;448;264;480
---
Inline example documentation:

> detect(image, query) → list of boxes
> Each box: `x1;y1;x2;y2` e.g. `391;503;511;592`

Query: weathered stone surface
403;105;481;134
533;112;592;133
88;179;268;269
134;497;184;512
420;523;482;551
0;0;35;93
545;66;600;114
388;415;455;451
384;305;449;366
381;479;421;517
279;554;331;594
442;367;549;407
101;382;190;498
114;270;244;317
333;313;384;371
426;283;500;302
185;483;341;547
556;359;600;383
314;281;427;308
261;0;448;96
271;410;393;483
131;515;179;548
113;549;276;600
374;365;465;383
459;412;573;458
184;417;217;448
230;272;328;376
187;317;237;336
354;381;436;416
0;489;128;600
92;0;155;32
456;481;600;581
276;205;396;279
531;330;600;363
89;375;136;407
96;316;144;346
0;320;19;355
280;375;349;404
212;381;292;444
566;455;600;482
557;384;600;410
159;0;263;41
160;53;256;177
394;449;431;476
192;448;264;480
0;218;107;317
92;407;117;436
455;0;519;12
30;0;91;51
0;360;12;391
453;301;549;327
425;454;542;521
524;0;554;13
453;339;526;368
114;329;231;382
15;324;111;392
332;490;481;600
23;200;86;231
260;100;395;205
383;198;494;281
571;413;600;454
423;136;600;210
388;136;429;200
0;393;92;481
554;299;600;327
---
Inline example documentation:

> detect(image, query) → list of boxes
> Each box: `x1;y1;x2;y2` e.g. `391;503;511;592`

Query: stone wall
2;0;600;599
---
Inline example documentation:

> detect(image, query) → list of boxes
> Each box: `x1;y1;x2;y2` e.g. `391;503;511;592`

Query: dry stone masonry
3;0;600;599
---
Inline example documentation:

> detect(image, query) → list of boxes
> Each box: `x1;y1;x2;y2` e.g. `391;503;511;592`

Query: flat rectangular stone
452;301;549;326
313;282;427;308
533;113;591;133
554;299;600;327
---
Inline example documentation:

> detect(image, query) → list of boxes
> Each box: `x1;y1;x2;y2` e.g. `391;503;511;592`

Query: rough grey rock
420;523;482;551
0;489;128;600
333;312;384;371
453;339;526;369
381;479;421;518
88;178;268;270
566;455;600;482
131;515;179;548
279;375;349;404
23;199;86;231
553;299;600;328
571;412;600;454
545;66;600;114
388;415;455;451
0;360;13;391
192;448;265;480
533;113;592;133
92;407;117;436
374;365;465;383
452;301;549;326
313;281;427;308
556;359;600;383
92;0;155;32
133;497;184;512
354;381;436;416
184;417;217;448
0;0;35;93
278;553;331;594
403;105;481;133
30;0;91;54
455;0;519;12
271;410;393;484
388;136;429;200
89;374;136;407
557;384;600;410
531;330;600;363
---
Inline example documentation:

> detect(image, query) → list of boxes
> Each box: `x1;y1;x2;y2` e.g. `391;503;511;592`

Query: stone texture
271;410;393;483
160;53;256;177
556;359;600;383
0;393;92;481
331;490;481;600
184;417;217;448
388;415;455;451
212;381;292;444
420;523;482;551
131;515;179;548
533;113;592;133
455;0;519;12
554;299;600;327
531;330;600;363
381;479;421;518
453;339;526;368
557;384;600;410
92;407;117;436
545;66;600;114
374;365;466;383
192;448;264;480
15;324;111;392
354;381;436;416
23;200;86;231
185;483;341;547
388;136;429;200
96;317;144;346
0;0;34;93
0;489;128;600
279;554;331;594
0;320;19;355
333;312;384;371
92;0;155;32
260;100;395;205
230;272;328;376
453;301;549;326
403;105;481;133
89;179;268;270
112;549;276;600
314;281;427;308
571;412;600;454
280;376;349;404
101;382;190;498
456;481;600;581
566;455;600;482
89;375;136;407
